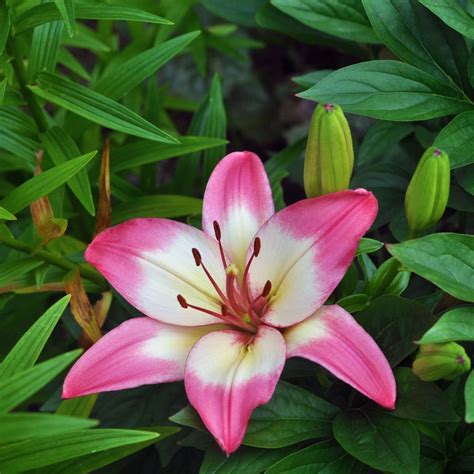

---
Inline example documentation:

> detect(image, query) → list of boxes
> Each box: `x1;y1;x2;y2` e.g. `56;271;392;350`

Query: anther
253;237;261;257
192;248;202;266
213;221;222;240
221;304;228;316
261;280;272;298
177;294;188;308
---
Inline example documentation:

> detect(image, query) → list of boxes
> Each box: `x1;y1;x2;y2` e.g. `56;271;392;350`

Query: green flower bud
412;342;470;382
304;103;354;198
405;147;450;238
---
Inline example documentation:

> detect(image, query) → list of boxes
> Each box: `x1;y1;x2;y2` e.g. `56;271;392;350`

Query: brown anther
213;221;222;240
221;304;228;316
177;295;188;308
262;280;272;297
253;237;261;257
192;248;202;266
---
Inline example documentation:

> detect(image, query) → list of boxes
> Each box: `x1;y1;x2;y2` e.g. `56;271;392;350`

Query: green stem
0;234;107;289
7;37;48;133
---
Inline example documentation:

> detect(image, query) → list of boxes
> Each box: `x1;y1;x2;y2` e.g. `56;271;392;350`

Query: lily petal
85;218;227;326
249;189;377;327
185;325;286;454
63;317;220;398
202;151;274;271
284;305;396;409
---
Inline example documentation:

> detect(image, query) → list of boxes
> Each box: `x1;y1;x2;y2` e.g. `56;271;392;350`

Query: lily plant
63;151;396;454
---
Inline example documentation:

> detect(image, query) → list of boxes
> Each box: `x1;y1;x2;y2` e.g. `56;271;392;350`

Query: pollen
225;263;239;276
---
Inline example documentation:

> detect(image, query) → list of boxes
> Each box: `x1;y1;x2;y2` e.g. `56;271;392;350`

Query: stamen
178;295;227;320
242;237;262;306
177;294;188;308
213;220;227;268
192;248;202;266
213;220;221;240
253;237;261;257
261;280;272;298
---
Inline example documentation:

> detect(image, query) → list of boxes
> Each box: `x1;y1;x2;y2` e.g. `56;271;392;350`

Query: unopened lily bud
412;342;470;382
304;103;354;198
405;147;450;238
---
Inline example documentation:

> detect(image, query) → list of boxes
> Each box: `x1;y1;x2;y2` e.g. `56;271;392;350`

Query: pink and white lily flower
63;151;396;454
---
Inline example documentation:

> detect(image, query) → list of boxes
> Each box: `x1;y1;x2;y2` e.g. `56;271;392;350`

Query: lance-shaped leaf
41;127;95;215
0;6;10;55
1;150;96;214
0;258;43;287
0;207;16;220
54;0;75;36
0;295;70;378
14;2;172;34
29;73;178;143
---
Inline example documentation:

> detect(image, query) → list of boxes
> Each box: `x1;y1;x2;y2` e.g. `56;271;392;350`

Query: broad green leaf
419;307;474;344
357;295;435;366
28;8;64;80
54;0;75;36
201;0;266;27
0;295;70;378
41;127;95;215
0;413;97;443
29;73;178;143
292;69;333;88
299;60;472;121
388;233;474;302
420;0;474;40
1;151;96;214
111;136;228;172
0;258;43;286
434;111;474;168
0;207;16;220
0;349;81;413
0;6;10;55
14;2;172;34
365;257;410;298
112;195;202;224
358;121;414;165
465;371;474;423
0;428;160;472
272;0;379;43
266;440;368;474
171;381;339;448
362;0;471;90
355;237;383;256
37;427;179;473
94;31;200;100
392;368;459;423
336;293;370;313
334;409;419;474
56;394;97;418
201;445;296;474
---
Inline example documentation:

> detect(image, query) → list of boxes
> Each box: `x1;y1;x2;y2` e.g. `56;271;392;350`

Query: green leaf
333;409;419;474
388;233;474;303
0;78;6;105
171;381;339;448
0;6;10;56
29;73;178;143
54;0;75;36
201;0;266;27
0;257;43;286
358;121;414;165
272;0;379;43
0;295;70;378
420;0;474;40
112;195;202;224
365;257;410;298
56;395;97;418
357;295;435;366
356;237;383;256
94;31;200;100
0;428;160;472
28;9;64;80
266;440;368;474
434;111;474;168
0;413;97;443
0;349;81;413
362;0;471;90
336;293;370;313
299;60;472;121
14;2;172;34
419;307;474;344
1;150;96;214
201;445;296;474
292;69;333;88
41;127;95;215
62;23;110;52
111;136;228;172
0;106;37;136
0;207;16;220
0;127;38;163
392;368;459;423
58;47;91;80
465;371;474;423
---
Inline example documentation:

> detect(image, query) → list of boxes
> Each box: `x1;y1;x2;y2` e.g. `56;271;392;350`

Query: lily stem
0;234;107;289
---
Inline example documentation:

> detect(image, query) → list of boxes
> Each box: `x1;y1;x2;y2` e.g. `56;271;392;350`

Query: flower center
176;221;271;332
